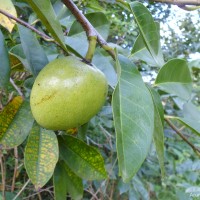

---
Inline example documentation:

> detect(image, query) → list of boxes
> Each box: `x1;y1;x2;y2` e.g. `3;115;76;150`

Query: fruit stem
62;0;116;60
85;36;97;62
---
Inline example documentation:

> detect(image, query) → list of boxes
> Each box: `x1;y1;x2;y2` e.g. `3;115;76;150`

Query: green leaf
93;48;117;87
130;22;163;67
155;59;192;100
53;162;67;200
169;102;200;136
9;53;24;72
0;96;23;141
27;0;67;51
148;87;165;177
112;54;154;182
0;30;10;89
65;12;110;57
58;135;107;180
0;0;17;32
130;2;164;67
53;161;83;200
18;25;49;76
61;161;83;200
0;99;34;148
130;34;155;65
24;123;59;189
175;117;200;136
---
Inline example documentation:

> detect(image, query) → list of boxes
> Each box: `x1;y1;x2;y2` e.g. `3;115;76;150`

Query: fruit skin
30;56;108;130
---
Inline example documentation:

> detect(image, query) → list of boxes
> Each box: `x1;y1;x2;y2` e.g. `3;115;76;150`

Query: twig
10;78;24;98
61;0;116;60
22;186;54;200
165;117;200;155
0;150;6;200
84;188;99;200
11;147;18;192
0;9;52;41
13;179;31;200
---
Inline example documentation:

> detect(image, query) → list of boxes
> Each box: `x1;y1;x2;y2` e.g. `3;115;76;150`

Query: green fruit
30;56;108;130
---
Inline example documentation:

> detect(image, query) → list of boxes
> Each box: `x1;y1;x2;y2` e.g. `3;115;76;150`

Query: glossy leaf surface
112;54;154;182
130;2;164;67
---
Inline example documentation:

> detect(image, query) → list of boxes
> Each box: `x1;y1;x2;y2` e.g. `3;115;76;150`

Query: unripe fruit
30;56;108;130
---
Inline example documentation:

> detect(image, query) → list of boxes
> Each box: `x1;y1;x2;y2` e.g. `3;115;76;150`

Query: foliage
0;0;200;199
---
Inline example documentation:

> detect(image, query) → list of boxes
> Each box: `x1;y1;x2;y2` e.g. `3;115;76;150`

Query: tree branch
0;9;68;53
165;117;200;156
153;0;200;5
0;9;53;41
61;0;116;60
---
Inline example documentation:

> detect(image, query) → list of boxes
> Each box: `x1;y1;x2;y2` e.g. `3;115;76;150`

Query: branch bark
62;0;116;60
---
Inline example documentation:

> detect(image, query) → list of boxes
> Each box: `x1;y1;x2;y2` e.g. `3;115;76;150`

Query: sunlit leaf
130;22;163;67
130;2;164;67
59;135;107;180
0;30;10;89
112;53;154;182
0;96;23;141
24;123;59;189
155;59;192;100
148;87;165;177
27;0;67;52
0;0;17;32
18;25;49;76
0;99;34;148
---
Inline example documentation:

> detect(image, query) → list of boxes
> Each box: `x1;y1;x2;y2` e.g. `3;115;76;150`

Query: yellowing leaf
0;100;34;148
0;96;23;141
0;0;17;32
25;123;59;189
